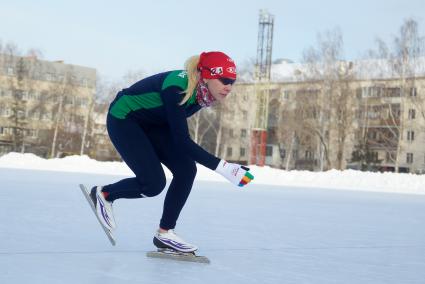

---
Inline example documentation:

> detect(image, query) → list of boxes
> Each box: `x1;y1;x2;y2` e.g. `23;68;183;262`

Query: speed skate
146;248;210;264
79;184;116;246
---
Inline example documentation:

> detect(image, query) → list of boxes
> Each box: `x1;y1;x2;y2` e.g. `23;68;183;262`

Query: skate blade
79;184;116;246
146;249;210;264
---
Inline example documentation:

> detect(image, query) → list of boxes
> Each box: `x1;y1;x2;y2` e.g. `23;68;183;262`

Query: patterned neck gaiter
196;79;216;107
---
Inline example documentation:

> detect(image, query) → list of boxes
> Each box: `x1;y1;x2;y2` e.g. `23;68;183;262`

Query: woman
90;51;254;253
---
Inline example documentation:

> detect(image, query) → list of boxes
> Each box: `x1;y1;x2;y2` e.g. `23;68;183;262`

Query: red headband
197;51;237;80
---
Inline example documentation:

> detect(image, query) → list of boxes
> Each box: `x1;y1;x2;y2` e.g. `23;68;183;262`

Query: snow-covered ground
0;153;425;283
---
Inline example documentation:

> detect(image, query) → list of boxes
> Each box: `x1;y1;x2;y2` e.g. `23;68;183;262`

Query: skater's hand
215;160;254;187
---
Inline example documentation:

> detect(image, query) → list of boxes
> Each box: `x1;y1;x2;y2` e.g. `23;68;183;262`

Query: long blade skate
146;248;210;264
79;184;116;246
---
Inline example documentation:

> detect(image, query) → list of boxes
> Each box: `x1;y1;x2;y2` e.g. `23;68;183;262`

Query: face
204;78;235;102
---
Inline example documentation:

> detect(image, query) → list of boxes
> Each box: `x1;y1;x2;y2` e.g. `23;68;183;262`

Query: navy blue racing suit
103;70;220;229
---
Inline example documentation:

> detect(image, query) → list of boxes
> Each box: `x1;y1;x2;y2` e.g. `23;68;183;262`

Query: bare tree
390;19;423;171
187;107;218;146
351;85;381;170
367;19;425;172
121;69;146;87
211;102;228;157
332;62;355;169
87;76;125;160
300;27;353;170
80;93;94;155
49;67;80;157
2;43;29;153
276;91;299;170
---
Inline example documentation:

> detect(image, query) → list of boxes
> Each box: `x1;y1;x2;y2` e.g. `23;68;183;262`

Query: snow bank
0;152;424;195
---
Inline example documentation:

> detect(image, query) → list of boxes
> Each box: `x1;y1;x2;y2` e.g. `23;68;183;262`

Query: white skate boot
90;186;116;231
153;229;198;253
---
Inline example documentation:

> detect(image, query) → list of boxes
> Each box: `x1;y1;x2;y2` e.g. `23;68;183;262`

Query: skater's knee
139;172;167;197
145;180;166;197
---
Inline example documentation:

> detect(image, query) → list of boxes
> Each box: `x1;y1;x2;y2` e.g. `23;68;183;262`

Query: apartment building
218;83;256;164
226;59;425;173
0;54;96;157
353;80;425;173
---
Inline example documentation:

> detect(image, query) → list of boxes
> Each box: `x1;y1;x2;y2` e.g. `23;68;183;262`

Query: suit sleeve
160;86;220;170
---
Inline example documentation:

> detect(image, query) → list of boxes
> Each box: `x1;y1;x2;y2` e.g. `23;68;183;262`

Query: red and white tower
250;10;274;166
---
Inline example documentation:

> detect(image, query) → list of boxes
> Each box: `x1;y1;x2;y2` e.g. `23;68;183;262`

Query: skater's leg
160;157;196;230
146;127;197;230
102;115;167;201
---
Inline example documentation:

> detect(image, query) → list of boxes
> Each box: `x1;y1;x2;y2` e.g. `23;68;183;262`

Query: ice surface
1;167;424;283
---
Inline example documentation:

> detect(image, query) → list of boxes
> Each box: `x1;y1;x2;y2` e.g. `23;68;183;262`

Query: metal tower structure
250;10;274;166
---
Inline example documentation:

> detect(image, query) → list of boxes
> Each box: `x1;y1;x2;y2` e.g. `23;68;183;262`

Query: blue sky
1;0;424;81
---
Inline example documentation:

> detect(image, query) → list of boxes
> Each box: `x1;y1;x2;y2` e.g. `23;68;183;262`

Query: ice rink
1;167;424;283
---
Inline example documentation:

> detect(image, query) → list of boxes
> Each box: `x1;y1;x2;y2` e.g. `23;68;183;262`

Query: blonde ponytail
180;55;200;105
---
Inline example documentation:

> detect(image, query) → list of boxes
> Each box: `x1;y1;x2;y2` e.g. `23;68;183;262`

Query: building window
279;148;286;159
41;113;52;121
241;129;247;138
45;73;56;81
0;127;12;135
407;130;415;142
372;151;379;162
27;129;38;138
406;153;414;164
408;109;416;120
355;88;362;99
410;87;417;97
31;111;40;119
7;67;14;76
242;111;248;120
240;147;246;157
17;110;26;119
77;98;89;106
226;147;232;157
354;110;362;119
385;87;401;97
362;86;382;98
305;151;314;160
229;129;234;138
3;108;12;117
368;131;377;140
29;92;39;100
65;96;75;105
386;152;397;163
282;90;290;100
361;87;369;97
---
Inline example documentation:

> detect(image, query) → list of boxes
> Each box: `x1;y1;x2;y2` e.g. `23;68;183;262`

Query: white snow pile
0;152;424;195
